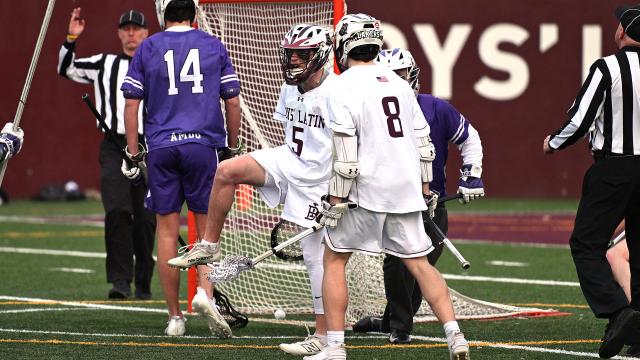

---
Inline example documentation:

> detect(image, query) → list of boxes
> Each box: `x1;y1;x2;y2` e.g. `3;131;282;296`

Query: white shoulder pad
329;134;358;198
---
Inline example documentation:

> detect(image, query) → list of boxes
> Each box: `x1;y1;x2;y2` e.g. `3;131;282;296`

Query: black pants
99;137;156;292
570;154;640;318
380;205;448;333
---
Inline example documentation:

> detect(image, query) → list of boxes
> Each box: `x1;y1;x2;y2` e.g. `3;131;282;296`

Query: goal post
187;0;345;314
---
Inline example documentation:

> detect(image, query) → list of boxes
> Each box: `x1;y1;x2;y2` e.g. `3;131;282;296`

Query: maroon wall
0;0;626;198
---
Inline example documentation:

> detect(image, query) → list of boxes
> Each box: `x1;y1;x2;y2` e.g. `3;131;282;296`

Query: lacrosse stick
270;219;305;261
82;94;148;183
610;231;626;248
438;193;463;204
208;224;322;283
424;215;471;269
0;0;57;187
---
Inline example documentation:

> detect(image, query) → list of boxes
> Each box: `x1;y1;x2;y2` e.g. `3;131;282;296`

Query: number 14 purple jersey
121;26;240;151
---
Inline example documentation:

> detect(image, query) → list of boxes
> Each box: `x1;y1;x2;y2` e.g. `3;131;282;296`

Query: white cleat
165;316;186;336
168;241;221;268
192;290;232;338
302;344;346;360
448;331;470;360
280;335;324;355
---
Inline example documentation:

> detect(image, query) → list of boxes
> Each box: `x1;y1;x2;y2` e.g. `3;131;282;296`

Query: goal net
197;0;554;324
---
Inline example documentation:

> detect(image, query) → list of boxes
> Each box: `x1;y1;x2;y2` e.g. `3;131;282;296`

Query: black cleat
599;308;640;358
108;280;131;299
628;344;640;357
352;316;383;333
389;329;411;344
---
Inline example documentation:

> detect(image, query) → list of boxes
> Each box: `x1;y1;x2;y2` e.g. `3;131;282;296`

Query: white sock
326;331;344;346
200;239;214;246
314;333;328;346
443;320;461;339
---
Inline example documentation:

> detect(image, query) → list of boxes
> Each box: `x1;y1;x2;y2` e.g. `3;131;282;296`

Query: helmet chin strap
298;66;327;94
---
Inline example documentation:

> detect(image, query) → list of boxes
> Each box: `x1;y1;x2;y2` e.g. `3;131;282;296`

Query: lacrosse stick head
207;255;254;283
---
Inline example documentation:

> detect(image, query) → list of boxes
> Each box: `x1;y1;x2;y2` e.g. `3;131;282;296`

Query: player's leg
145;146;187;335
383;211;468;359
625;213;640;356
607;238;631;302
203;153;267;241
280;229;328;355
175;143;233;338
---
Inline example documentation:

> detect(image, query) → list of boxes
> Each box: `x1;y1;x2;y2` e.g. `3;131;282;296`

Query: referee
57;7;156;300
543;5;640;358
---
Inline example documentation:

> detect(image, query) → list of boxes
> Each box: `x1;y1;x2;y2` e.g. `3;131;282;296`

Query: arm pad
329;134;358;198
417;135;435;182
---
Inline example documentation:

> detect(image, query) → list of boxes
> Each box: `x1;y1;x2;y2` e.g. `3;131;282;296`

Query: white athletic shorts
324;206;434;258
250;146;327;229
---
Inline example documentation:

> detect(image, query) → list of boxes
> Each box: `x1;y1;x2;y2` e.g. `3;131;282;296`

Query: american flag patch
376;76;388;82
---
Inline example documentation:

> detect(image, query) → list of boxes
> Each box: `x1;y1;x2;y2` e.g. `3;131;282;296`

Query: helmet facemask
279;47;328;85
394;66;421;94
279;24;332;85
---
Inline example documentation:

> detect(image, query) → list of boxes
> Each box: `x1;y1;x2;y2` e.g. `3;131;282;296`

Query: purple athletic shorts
145;143;218;215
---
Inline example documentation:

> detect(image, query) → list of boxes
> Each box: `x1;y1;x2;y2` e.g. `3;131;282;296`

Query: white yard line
48;267;95;274
486;260;529;267
0;308;92;314
443;274;579;287
0;247;156;262
0;296;166;314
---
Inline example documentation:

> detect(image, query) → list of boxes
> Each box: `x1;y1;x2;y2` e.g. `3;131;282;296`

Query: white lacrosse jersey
328;65;430;213
272;73;337;186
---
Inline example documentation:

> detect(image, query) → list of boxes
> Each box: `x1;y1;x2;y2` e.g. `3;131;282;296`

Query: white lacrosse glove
457;164;484;204
121;159;141;181
316;195;357;228
423;190;439;219
0;122;24;162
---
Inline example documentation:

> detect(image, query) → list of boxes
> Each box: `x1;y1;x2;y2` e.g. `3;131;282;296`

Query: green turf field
0;199;631;359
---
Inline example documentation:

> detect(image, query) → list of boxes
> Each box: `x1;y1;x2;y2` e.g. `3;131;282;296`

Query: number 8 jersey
121;26;240;151
272;72;338;186
327;65;430;213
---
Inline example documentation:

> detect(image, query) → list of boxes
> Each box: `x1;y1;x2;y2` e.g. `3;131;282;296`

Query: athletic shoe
168;241;221;268
389;329;411;344
192;290;232;338
165;316;186;336
302;344;346;360
599;307;640;358
628;344;640;357
108;280;131;299
352;316;383;333
280;335;324;355
448;331;470;360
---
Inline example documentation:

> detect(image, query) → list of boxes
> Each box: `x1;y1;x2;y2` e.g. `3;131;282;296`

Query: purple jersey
121;27;240;151
417;94;470;196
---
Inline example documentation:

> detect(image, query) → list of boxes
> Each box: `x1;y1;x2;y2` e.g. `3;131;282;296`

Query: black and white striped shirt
57;42;143;135
550;46;640;155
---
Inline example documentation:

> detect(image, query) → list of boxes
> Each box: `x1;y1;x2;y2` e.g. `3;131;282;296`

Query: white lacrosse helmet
334;13;383;71
155;0;199;29
279;24;333;85
375;48;421;94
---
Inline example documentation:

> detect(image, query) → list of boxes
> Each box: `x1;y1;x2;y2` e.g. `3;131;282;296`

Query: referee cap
119;10;147;28
616;4;640;42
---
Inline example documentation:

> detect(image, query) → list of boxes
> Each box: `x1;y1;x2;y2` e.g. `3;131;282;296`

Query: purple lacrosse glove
457;164;484;204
